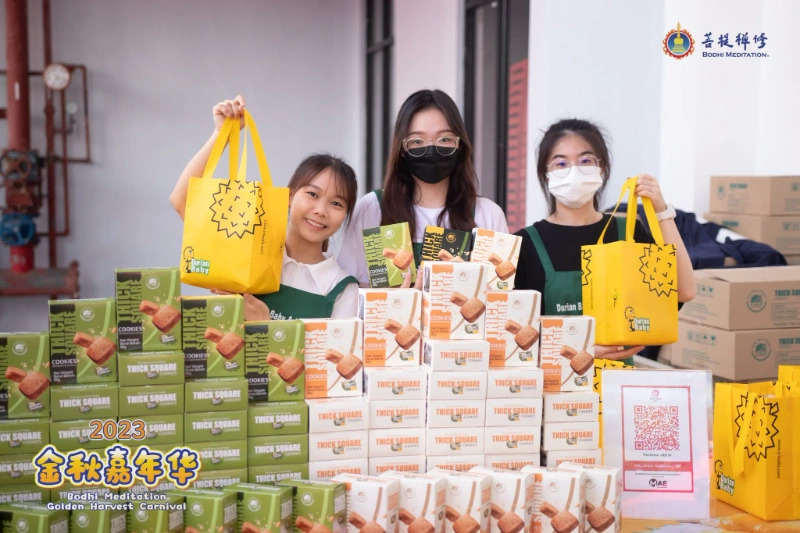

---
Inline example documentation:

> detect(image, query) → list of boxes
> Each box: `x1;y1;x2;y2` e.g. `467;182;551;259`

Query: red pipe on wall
4;0;31;152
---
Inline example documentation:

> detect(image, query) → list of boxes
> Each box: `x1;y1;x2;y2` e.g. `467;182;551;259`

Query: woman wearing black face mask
336;89;508;286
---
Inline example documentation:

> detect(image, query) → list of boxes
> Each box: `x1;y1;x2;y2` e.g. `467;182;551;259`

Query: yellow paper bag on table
581;177;678;345
181;110;289;294
713;381;800;520
779;364;800;384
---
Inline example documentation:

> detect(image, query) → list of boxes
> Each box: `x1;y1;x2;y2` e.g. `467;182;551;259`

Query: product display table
623;499;800;532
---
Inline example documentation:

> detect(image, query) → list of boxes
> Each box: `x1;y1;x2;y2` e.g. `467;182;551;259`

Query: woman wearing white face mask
514;119;695;363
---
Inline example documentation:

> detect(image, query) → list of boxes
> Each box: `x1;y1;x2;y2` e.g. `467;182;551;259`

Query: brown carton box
709;175;800;215
704;212;800;254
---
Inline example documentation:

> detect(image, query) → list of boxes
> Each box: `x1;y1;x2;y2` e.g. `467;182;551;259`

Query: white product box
469;467;534;533
426;427;485;456
330;473;401;533
359;289;422;367
484;455;540;470
309;459;370;480
486;368;543;399
365;367;428;401
428;469;492;533
542;422;600;451
426;455;485;473
421;262;489;340
543;392;600;423
484;426;542;455
427;370;488;401
559;463;622;533
369;428;426;458
426;400;486;428
521;466;587;533
369;400;426;429
306;397;369;433
540;316;595;392
485;290;542;367
542;449;602;468
423;339;490;372
303;318;364;398
485;397;543;427
379;472;447;533
369;455;427;476
470;229;523;291
308;429;369;462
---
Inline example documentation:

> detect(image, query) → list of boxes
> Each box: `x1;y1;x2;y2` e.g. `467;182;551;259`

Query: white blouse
279;251;358;318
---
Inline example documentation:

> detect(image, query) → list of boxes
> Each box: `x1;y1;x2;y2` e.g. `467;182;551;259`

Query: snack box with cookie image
558;463;621;533
119;384;184;417
330;473;400;533
167;488;238;533
0;419;49;456
306;397;369;434
193;440;248;471
426;400;485;428
118;350;184;387
468;467;534;533
249;401;309;437
359;289;422;367
369;428;425;458
115;267;182;353
364;367;427;402
0;485;49;505
543;392;599;424
484;455;540;471
485;290;542;368
50;383;118;422
245;320;305;402
427;469;491;533
185;410;247;443
248;434;309;467
521;466;587;533
486;368;543;399
0;333;51;419
469;229;522;291
308;430;369;463
540;316;595;393
369;400;425;429
50;419;116;451
0;503;68;533
221;483;294;533
542;450;601;469
426;455;484;473
426;370;487;401
127;493;185;533
277;479;348;533
309;458;369;480
369;455;426;476
302;319;363;399
363;222;417;288
485;398;543;427
49;298;117;384
423;339;489;372
69;507;127;533
378;471;447;533
0;454;35;486
194;467;248;490
136;413;184;445
185;377;248;413
181;295;245;379
484;426;542;455
421;262;488;340
542;422;600;452
420;226;473;265
426;427;484;457
249;464;310;485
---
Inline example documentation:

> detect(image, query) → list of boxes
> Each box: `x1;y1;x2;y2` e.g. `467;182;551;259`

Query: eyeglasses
546;155;601;178
403;136;460;157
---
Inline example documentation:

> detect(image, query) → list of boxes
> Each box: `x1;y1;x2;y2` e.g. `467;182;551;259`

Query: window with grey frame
366;0;393;192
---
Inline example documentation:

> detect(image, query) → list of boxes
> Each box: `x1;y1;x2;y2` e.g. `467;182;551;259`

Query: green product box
420;225;473;264
193;467;247;490
48;298;117;384
118;384;184;417
0;486;49;505
138;414;184;445
0;503;68;532
193;440;247;471
0;333;51;420
0;419;49;456
127;494;184;533
50;383;118;422
115;267;182;353
167;488;237;533
248;464;309;485
248;435;308;467
129;479;178;494
50;486;116;502
129;443;178;457
181;295;245;379
363;222;416;287
118;351;184;387
248;401;308;437
222;483;294;533
277;479;347;533
70;507;127;533
185;378;248;413
184;411;247;443
50;419;115;450
244;321;305;402
0;454;35;486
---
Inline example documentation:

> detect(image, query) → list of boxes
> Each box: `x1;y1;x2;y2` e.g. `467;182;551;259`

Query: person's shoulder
475;196;504;215
475;197;508;232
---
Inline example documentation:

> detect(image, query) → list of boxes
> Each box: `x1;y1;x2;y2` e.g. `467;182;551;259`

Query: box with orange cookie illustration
540;317;595;392
309;459;369;481
363;223;417;288
485;398;543;427
330;473;400;533
484;426;541;455
308;430;369;462
468;467;534;533
423;339;489;372
558;463;620;533
484;455;540;471
485;290;541;368
426;456;484;473
370;456;427;476
486;368;543;399
541;449;601;468
426;400;485;428
359;289;421;367
364;368;427;401
521;466;587;533
303;319;364;399
115;267;182;352
542;422;600;451
369;400;425;429
428;469;491;533
245;320;305;402
469;229;522;291
369;428;426;457
181;295;245;379
543;392;599;423
49;299;117;384
378;471;447;533
0;333;50;419
277;479;348;533
422;263;488;340
426;371;487;401
426;427;484;456
307;397;369;433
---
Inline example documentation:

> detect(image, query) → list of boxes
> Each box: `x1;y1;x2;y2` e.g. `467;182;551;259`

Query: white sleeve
330;282;359;319
335;193;382;286
475;197;509;233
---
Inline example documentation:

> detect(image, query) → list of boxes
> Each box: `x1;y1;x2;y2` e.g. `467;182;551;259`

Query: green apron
526;217;634;366
255;276;357;321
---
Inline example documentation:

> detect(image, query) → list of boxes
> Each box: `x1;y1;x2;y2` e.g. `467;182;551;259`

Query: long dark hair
381;90;478;238
536;119;612;214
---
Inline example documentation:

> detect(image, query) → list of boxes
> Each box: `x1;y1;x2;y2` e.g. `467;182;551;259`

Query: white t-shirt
280;251;358;318
334;192;509;285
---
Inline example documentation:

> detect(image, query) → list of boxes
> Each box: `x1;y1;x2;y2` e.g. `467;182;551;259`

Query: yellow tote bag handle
733;391;758;476
598;177;665;245
202;116;241;180
235;109;274;187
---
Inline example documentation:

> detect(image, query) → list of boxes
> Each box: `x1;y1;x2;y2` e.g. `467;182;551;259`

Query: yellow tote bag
180;110;289;294
581;177;678;345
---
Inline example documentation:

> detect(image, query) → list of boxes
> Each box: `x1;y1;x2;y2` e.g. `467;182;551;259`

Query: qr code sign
633;405;680;451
